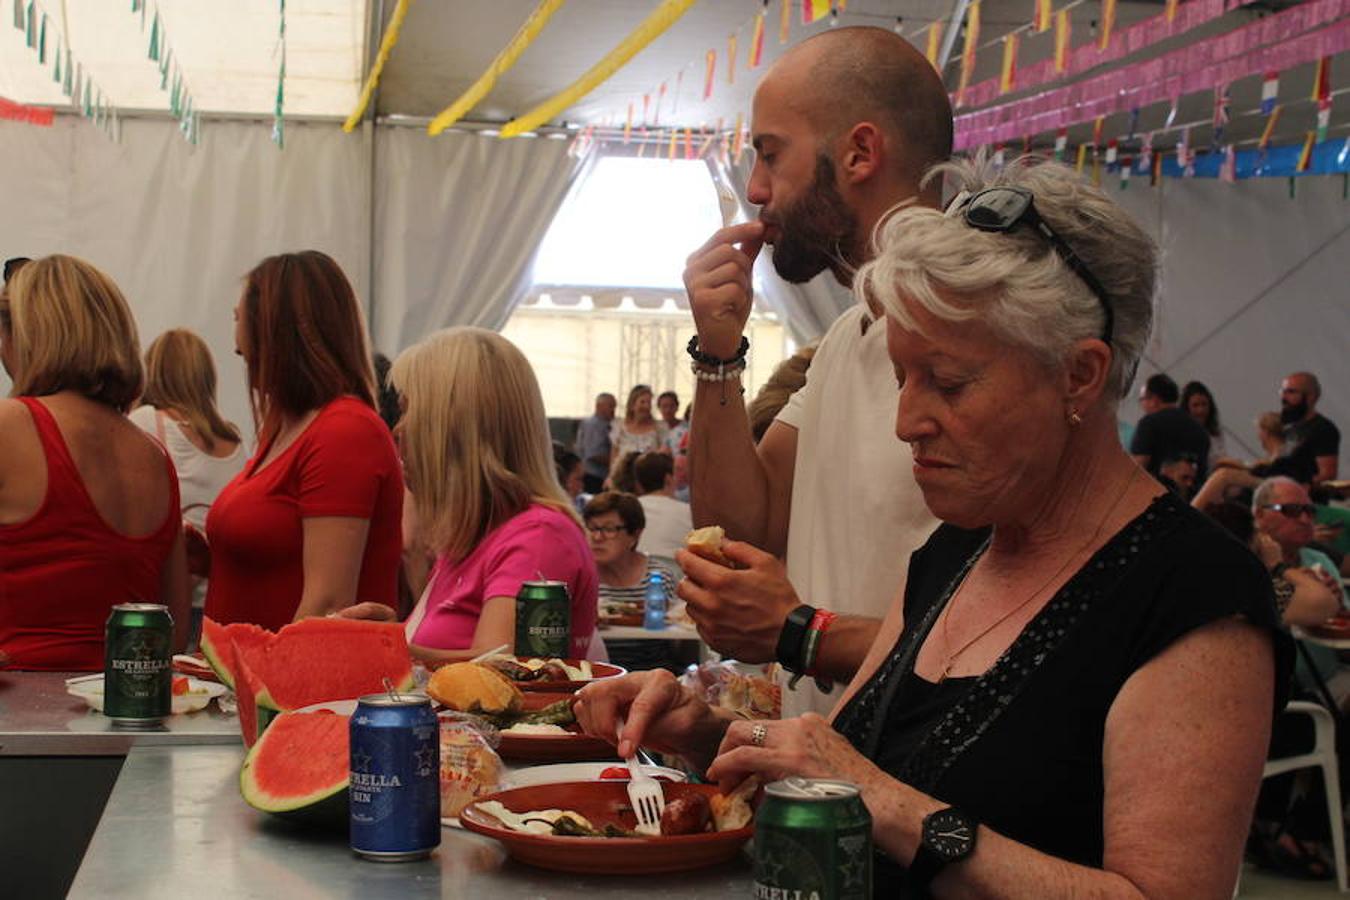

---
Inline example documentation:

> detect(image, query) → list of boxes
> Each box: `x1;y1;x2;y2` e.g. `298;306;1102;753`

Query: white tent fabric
0;116;369;436
371;128;592;349
708;154;854;347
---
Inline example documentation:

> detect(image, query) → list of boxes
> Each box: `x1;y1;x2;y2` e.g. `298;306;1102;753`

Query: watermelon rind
199;618;271;691
240;711;350;832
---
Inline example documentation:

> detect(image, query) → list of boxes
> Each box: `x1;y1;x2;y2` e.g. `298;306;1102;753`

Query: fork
616;715;665;836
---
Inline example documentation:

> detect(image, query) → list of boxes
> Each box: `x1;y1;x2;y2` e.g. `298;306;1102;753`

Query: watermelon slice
202;616;414;746
250;618;415;712
199;619;271;690
240;709;350;830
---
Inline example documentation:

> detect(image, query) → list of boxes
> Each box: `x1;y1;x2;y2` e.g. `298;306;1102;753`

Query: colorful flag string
427;0;564;136
344;0;414;133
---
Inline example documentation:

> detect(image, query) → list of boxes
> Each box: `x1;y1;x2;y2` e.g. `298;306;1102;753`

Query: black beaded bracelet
775;604;817;675
687;335;749;367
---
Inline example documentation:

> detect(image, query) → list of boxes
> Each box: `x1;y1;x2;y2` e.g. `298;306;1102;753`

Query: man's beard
1280;400;1308;424
768;155;860;285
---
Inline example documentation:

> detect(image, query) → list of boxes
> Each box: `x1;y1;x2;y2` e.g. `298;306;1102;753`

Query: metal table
69;744;753;899
0;671;239;755
0;671;243;899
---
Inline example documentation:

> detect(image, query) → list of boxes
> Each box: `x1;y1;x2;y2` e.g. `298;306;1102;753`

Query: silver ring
750;723;767;748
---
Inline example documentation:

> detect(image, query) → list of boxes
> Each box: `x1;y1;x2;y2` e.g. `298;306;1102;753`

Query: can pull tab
781;777;838;798
382;676;399;703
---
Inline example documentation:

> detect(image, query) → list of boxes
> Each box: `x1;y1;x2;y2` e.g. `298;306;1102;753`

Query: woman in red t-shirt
204;252;403;631
0;255;189;670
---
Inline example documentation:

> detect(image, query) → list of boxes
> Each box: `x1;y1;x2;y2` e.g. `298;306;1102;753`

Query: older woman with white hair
575;158;1291;898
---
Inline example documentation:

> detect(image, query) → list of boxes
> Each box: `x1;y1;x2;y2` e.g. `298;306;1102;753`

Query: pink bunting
955;0;1350;150
956;0;1259;110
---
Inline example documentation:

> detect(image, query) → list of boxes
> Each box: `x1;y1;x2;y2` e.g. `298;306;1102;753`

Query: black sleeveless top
832;492;1293;898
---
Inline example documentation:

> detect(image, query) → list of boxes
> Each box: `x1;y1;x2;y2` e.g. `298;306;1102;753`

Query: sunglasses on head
1262;503;1317;519
946;187;1114;345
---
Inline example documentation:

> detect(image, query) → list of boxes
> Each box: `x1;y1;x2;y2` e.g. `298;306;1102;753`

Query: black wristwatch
774;604;816;674
909;806;978;888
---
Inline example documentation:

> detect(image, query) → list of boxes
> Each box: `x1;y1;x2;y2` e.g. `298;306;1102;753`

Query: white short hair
854;155;1156;399
1253;476;1303;514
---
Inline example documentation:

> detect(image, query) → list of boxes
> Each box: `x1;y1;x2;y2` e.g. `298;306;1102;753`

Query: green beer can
515;580;570;658
103;603;173;727
753;778;873;900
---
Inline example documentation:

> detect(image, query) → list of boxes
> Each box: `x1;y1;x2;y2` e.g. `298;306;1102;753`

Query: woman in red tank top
0;256;189;670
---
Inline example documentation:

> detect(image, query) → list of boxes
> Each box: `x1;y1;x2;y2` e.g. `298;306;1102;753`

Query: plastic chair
1248;700;1348;893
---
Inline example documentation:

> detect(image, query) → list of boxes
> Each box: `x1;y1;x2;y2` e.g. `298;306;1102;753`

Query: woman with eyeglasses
574;158;1291;899
583;491;676;672
0;255;190;669
342;328;601;663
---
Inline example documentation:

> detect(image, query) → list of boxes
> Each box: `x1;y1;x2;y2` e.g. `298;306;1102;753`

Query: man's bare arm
690;401;797;556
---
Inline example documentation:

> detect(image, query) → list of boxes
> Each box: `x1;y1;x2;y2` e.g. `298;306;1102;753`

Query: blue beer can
349;693;441;861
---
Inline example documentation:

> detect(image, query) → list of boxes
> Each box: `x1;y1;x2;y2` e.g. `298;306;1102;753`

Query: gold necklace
935;466;1142;681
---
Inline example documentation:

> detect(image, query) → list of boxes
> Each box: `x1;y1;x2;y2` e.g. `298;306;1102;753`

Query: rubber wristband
803;609;837;679
775;604;816;674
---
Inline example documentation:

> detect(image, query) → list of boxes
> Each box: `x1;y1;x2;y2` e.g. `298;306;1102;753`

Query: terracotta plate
1309;618;1350;638
509;658;627;694
496;724;619;763
460;781;753;874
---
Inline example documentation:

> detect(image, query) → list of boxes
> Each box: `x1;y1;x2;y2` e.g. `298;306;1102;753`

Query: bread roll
684;525;733;567
427;662;523;715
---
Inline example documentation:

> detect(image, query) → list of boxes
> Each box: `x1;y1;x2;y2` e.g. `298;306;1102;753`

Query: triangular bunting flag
749;11;765;68
1098;0;1116;50
1260;72;1279;116
1054;11;1070;74
1034;0;1051;33
999;34;1018;95
925;22;943;69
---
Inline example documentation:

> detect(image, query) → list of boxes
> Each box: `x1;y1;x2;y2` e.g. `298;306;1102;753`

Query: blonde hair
855;155;1156;400
1;254;143;411
623;383;654;426
390;327;580;561
142;329;241;452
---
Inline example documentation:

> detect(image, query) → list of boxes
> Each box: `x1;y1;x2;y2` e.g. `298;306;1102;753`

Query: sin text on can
753;778;873;900
515;580;571;658
103;603;173;727
349;694;441;861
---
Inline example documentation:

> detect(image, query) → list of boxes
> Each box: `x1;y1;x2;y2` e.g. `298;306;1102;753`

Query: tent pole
363;0;387;346
936;0;971;76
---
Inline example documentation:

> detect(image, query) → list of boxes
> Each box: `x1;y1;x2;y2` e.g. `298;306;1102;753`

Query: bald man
678;27;950;718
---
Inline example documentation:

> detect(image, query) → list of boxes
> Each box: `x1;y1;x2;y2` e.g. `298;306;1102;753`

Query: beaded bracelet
687;335;749;367
690;360;747;382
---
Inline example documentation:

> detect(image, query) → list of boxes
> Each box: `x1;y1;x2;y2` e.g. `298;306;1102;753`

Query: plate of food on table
459;777;758;874
474;653;626;694
1307;612;1350;639
427;661;617;762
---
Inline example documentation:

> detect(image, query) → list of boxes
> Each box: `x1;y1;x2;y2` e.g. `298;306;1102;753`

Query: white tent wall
370;127;589;350
1112;178;1350;477
0;116;370;439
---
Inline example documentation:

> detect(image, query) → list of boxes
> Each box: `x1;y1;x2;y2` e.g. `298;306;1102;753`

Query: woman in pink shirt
347;328;600;663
